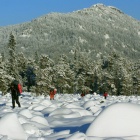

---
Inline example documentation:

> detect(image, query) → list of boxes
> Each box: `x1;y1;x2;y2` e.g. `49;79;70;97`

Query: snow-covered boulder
86;103;140;137
0;113;27;140
19;109;33;118
31;116;49;126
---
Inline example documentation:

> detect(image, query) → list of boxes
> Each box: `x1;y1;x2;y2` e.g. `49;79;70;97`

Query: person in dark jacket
10;80;21;109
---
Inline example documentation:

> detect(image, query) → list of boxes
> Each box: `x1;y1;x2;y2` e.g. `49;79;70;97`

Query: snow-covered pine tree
132;60;140;95
53;54;75;93
7;33;20;80
17;52;28;73
118;57;133;95
71;47;94;93
93;56;105;94
101;52;133;95
23;58;37;92
0;54;13;95
16;52;28;87
35;54;54;95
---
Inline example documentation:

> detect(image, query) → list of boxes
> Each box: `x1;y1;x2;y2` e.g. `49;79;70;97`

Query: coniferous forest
0;33;139;96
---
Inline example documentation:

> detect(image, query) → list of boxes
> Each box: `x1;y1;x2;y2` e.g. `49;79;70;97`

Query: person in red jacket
81;92;85;97
49;88;57;100
103;92;108;99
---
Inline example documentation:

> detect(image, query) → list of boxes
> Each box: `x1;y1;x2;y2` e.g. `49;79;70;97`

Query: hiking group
81;90;108;99
8;79;107;108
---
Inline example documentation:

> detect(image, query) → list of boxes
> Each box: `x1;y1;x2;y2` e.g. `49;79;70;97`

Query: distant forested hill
0;4;140;62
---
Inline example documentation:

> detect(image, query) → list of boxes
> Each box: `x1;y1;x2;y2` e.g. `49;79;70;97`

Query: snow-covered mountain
0;4;140;61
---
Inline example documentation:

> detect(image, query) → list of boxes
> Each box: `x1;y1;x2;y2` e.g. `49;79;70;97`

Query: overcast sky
0;0;140;26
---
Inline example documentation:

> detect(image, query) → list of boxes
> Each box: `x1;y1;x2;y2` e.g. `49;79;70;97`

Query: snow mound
31;116;49;126
49;108;73;116
41;107;57;115
64;103;83;109
32;105;46;111
83;100;96;109
19;109;33;118
49;108;81;119
86;103;140;137
66;132;87;140
40;99;52;106
22;123;39;134
88;105;102;114
71;108;92;116
0;113;27;140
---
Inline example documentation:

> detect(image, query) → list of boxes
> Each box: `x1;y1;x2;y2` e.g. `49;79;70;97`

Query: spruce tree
53;54;75;93
101;52;133;95
35;54;54;95
71;47;94;93
132;60;140;95
23;58;37;92
16;52;29;90
0;54;13;95
7;33;19;80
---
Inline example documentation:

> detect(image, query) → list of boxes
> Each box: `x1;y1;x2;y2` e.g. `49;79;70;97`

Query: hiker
49;88;56;100
103;91;108;99
9;80;21;108
81;92;85;97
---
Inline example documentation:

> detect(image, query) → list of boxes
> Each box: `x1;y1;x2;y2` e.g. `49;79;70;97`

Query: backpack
18;83;22;94
54;88;57;94
12;80;22;94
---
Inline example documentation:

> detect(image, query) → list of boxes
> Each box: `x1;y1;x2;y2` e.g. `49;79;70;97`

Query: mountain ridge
0;3;140;61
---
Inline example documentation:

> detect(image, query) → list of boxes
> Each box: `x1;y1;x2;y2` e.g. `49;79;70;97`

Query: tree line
0;33;139;96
